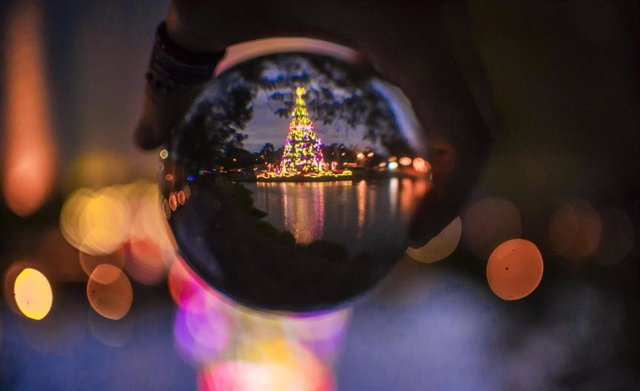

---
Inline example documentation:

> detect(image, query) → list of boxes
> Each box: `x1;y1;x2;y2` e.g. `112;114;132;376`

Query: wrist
146;22;225;95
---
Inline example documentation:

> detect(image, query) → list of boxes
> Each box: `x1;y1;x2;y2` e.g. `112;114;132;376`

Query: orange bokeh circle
87;264;133;320
486;239;544;301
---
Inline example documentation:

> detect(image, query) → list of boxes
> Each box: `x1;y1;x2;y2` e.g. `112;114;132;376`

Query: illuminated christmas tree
278;87;326;176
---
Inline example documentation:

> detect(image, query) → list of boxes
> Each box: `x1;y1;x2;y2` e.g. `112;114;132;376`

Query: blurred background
0;1;638;390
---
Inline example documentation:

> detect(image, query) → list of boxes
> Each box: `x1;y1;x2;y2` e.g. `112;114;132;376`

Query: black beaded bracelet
146;22;226;94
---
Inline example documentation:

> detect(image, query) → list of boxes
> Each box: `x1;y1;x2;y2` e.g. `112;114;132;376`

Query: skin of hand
135;0;495;247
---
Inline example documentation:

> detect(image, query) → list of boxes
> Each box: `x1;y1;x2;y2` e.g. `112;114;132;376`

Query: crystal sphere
161;52;430;312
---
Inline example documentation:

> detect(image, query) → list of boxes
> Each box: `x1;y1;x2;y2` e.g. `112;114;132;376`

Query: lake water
245;178;429;257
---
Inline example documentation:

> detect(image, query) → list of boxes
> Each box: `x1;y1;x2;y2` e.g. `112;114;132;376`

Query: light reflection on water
247;178;426;255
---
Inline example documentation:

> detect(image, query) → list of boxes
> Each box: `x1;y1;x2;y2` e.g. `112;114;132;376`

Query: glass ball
161;51;430;312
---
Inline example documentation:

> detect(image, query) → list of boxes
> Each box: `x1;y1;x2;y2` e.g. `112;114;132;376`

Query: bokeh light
173;299;232;366
412;157;430;174
282;310;351;360
2;0;57;216
60;187;131;255
87;264;133;320
125;240;170;285
548;199;601;261
60;181;178;287
398;156;412;167
173;275;232;366
199;361;266;391
129;183;178;281
200;341;332;391
64;152;130;191
406;217;462;263
3;262;28;314
168;255;343;385
13;267;53;320
165;250;348;390
486;239;544;301
128;182;176;253
462;197;522;259
79;188;131;254
168;258;206;307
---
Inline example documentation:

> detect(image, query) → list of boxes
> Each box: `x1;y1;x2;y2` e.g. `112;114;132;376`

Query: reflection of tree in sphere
162;52;429;311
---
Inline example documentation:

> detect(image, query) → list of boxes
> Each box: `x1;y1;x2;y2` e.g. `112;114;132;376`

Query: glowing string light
278;87;326;176
254;87;351;181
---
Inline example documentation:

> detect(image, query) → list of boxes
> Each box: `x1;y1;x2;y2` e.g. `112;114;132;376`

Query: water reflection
249;178;427;252
280;183;325;245
357;181;366;234
389;178;399;223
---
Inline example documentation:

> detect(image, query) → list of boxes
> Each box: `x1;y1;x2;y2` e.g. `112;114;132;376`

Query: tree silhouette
257;143;279;165
177;84;255;172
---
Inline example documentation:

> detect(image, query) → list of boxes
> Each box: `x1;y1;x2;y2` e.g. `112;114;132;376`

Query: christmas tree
278;87;326;176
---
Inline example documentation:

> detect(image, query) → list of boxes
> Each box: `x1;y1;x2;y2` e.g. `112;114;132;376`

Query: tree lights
278;87;326;176
255;86;351;181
